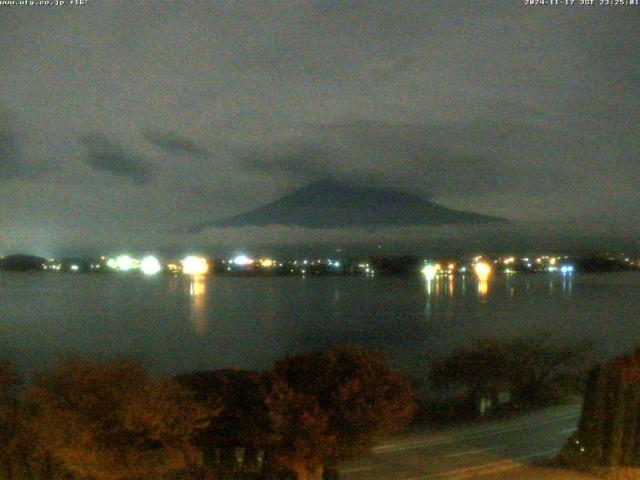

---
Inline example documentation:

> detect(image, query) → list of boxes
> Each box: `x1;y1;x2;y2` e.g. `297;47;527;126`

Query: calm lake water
1;271;639;378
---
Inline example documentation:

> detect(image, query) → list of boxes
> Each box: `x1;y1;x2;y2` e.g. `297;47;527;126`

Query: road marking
445;445;505;458
376;411;578;452
339;466;373;474
401;449;557;480
374;411;579;454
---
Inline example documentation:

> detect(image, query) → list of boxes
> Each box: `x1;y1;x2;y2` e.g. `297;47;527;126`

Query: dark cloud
80;133;154;185
143;130;213;158
322;118;575;194
0;109;23;179
239;115;572;198
0;2;638;251
241;141;331;180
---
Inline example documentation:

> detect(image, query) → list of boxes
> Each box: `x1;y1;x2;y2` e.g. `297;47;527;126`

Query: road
338;404;593;480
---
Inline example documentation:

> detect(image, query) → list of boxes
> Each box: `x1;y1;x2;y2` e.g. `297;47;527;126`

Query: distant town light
422;263;440;281
260;258;274;268
474;261;492;279
116;255;134;271
140;256;162;275
182;256;209;275
106;258;118;270
70;264;80;272
560;265;574;274
232;255;253;266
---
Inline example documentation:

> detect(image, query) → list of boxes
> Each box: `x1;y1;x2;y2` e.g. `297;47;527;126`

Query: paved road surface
338;404;590;479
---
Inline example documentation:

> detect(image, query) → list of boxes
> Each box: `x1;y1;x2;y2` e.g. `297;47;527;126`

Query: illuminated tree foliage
0;349;415;480
271;345;416;473
563;349;640;467
22;359;215;480
265;378;335;480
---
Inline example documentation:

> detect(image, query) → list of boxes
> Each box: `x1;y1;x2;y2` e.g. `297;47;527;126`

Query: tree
561;349;640;467
265;378;334;480
270;345;416;477
177;369;266;448
22;359;215;480
430;335;587;407
176;369;268;473
0;361;20;479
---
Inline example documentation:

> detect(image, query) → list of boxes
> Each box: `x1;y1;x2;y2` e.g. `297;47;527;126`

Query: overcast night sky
1;1;638;256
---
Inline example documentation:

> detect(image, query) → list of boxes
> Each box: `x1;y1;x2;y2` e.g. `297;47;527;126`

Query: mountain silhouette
190;179;506;232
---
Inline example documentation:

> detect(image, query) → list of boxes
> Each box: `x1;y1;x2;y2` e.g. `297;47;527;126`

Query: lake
1;271;639;378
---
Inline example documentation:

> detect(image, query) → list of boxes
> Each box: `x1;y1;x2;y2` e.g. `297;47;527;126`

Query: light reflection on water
422;272;576;307
562;274;573;294
424;272;494;306
189;275;208;335
478;278;489;298
0;271;638;377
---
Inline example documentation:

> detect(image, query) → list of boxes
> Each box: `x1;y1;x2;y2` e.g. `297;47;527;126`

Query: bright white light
116;255;134;271
333;261;341;268
560;265;574;274
474;261;492;279
232;255;253;266
422;264;439;281
140;256;162;275
70;264;79;272
182;256;209;275
106;258;118;270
